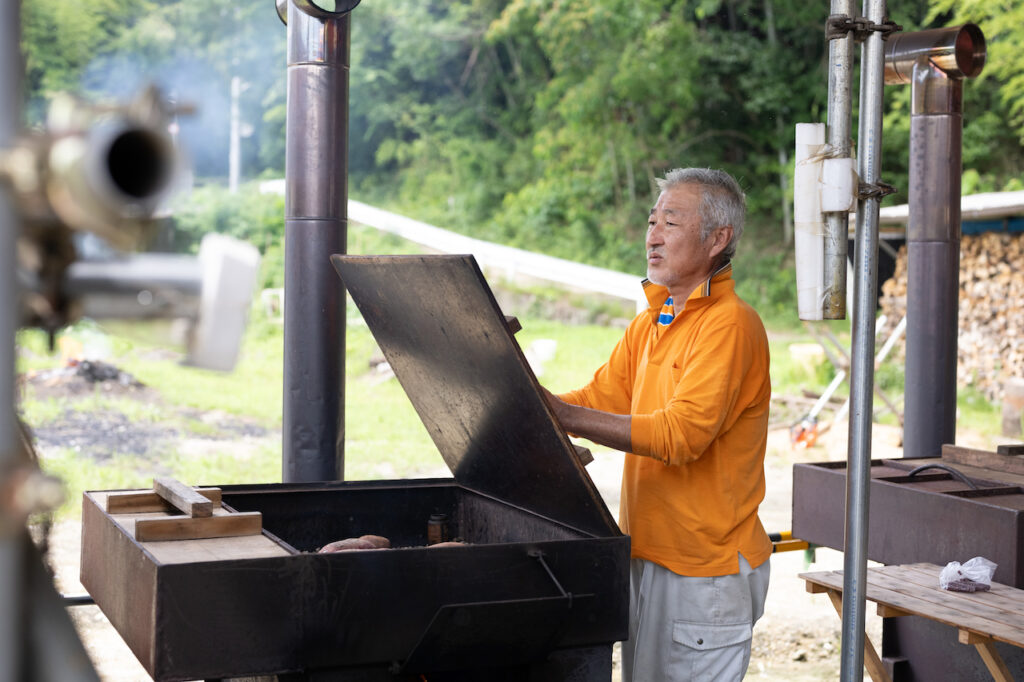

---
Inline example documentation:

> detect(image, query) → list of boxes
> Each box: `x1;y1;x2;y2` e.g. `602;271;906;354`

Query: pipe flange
827;14;902;42
857;180;897;200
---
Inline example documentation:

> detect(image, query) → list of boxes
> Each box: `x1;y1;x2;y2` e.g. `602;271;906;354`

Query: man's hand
540;386;570;425
539;385;633;454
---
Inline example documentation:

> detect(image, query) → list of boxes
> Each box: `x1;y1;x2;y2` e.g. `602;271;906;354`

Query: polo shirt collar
642;261;734;315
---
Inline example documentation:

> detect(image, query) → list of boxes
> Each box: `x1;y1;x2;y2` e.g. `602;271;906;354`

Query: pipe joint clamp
826;14;902;43
857;180;897;200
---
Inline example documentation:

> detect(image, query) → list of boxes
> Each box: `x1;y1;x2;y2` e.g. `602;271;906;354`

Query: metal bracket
529;550;574;608
857;180;897;200
827;14;902;42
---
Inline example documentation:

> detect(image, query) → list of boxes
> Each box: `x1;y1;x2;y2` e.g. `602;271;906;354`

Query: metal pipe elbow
884;24;986;85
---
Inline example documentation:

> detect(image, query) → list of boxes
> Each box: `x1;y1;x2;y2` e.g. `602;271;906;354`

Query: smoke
76;11;286;182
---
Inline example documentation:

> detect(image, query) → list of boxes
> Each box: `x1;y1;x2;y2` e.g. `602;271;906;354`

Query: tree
927;0;1024;149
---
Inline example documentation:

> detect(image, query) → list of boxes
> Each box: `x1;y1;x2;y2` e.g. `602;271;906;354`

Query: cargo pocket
669;621;753;682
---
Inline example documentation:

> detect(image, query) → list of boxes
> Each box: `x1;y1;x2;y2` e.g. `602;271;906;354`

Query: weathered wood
876;604;911;618
961;634;1017;682
878;233;1024;404
134;511;262;542
822;587;892;682
93;491;293;564
942;444;1024;476
802;563;1024;682
997;444;1024;456
106;488;222;514
153;477;214;517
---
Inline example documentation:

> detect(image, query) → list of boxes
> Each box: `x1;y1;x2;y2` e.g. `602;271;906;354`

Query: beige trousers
621;554;770;682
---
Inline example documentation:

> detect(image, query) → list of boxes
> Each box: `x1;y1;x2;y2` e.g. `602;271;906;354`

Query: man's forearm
545;390;633;453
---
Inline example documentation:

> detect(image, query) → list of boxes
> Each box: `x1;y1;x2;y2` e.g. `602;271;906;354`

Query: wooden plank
142;533;293;564
864;572;1024;646
806;580;831;594
822;588;892;682
968;637;1016;682
134;511;262;542
895;563;1024;609
804;568;1024;681
97;494;294;564
153;477;213;517
803;566;1024;649
105;488;222;514
801;569;847;592
876;565;1024;622
877;604;912;618
942;444;1024;476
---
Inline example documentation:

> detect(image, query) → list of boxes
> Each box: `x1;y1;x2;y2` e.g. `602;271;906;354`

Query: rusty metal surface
331;254;619;538
792;460;1024;587
792;453;1024;680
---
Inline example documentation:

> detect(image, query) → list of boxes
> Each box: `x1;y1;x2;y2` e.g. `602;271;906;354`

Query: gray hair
656;168;745;262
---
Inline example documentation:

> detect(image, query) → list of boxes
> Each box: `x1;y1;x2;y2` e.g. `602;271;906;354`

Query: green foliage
169;184;284;252
733;237;799;328
928;0;1024;146
19;0;1024;324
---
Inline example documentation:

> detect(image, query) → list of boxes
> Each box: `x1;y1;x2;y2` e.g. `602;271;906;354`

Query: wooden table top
800;563;1024;650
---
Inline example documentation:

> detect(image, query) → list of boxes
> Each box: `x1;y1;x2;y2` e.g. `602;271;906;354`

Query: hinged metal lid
332;254;620;537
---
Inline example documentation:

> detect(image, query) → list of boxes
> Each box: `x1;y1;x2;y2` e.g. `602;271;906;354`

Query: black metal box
82;255;629;681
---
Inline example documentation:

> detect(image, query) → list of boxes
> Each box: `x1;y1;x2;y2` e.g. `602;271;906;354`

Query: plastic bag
939;557;997;592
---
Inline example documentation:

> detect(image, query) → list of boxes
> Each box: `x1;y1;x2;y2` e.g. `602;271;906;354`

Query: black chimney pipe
883;25;985;459
279;0;361;482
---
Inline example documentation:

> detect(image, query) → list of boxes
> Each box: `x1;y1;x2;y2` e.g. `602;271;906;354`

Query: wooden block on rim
154;477;213;517
134;512;262;542
105;488;222;514
573;444;594;467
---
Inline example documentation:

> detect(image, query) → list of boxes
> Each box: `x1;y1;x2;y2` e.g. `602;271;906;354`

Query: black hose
907;463;978;490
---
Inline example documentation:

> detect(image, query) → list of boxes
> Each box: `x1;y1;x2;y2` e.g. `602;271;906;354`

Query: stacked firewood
878;231;1024;402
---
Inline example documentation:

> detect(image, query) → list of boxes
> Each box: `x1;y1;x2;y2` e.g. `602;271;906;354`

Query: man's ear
708;226;734;260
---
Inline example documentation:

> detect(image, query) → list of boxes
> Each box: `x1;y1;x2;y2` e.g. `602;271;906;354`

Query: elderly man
545;167;772;681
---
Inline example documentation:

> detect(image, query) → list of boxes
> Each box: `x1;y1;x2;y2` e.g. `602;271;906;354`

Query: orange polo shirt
559;265;772;577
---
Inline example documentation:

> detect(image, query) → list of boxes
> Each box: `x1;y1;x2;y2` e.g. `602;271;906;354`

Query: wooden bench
800;563;1024;682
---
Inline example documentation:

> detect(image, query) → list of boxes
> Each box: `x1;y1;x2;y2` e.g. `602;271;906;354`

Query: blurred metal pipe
0;0;25;678
841;0;888;678
282;3;353;482
822;0;856;319
886;25;985;461
64;255;202;319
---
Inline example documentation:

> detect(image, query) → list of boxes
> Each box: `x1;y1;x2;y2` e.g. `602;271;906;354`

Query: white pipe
794;122;826;321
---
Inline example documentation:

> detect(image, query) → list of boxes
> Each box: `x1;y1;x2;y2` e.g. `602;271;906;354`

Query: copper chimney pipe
883;25;985;460
278;0;361;482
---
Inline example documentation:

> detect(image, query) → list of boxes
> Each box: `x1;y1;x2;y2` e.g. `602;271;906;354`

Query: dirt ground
33;415;907;682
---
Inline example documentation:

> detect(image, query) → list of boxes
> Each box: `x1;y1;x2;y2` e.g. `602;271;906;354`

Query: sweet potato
317;538;377;553
359;534;391;549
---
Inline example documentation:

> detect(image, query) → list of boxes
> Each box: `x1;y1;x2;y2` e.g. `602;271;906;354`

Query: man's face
646;184;728;296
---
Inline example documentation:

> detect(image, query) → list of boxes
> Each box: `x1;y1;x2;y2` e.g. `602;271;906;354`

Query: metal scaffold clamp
826;14;902;42
857;179;897;200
